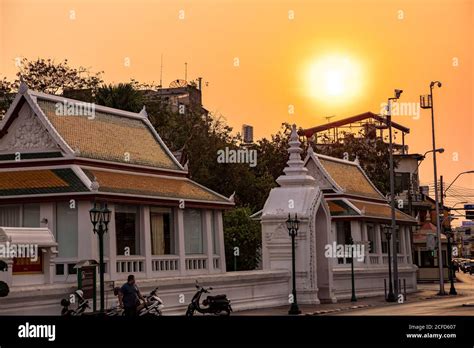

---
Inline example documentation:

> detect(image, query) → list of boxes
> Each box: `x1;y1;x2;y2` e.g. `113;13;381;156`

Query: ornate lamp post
383;225;396;302
445;228;457;295
89;202;111;313
386;89;403;298
286;213;301;315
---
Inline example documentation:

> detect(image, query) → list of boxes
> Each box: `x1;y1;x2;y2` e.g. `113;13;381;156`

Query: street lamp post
286;213;301;315
349;236;357;302
420;81;445;295
89;202;111;313
386;89;403;298
384;225;396;302
445;229;457;295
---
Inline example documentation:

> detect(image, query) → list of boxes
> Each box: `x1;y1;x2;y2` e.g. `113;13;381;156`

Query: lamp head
394;89;403;99
430;81;442;88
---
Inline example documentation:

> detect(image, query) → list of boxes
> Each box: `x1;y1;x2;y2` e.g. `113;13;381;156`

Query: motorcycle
60;289;90;316
106;286;164;317
138;287;164;317
185;281;232;316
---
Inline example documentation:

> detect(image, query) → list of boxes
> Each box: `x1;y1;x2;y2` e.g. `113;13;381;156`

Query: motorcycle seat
207;295;228;301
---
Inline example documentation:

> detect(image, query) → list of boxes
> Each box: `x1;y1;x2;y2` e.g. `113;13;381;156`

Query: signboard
466;210;474;220
464;204;474;210
12;249;43;274
78;266;96;299
426;234;436;251
462;221;474;227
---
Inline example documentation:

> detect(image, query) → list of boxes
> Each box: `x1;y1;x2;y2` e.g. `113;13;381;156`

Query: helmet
74;289;85;301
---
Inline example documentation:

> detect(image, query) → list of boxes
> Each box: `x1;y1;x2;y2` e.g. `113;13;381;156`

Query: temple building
258;125;418;302
0;83;233;290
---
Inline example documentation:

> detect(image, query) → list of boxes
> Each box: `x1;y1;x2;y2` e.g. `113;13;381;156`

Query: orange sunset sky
0;0;473;207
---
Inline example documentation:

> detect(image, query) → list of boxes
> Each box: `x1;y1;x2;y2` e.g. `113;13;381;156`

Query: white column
376;224;383;264
400;226;407;264
217;210;226;273
406;226;413;264
360;222;368;265
107;204;117;281
142;206;153;278
77;201;96;261
176;208;186;275
203;210;214;273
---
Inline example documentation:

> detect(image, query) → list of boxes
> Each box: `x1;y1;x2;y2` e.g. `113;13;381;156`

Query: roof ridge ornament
229;191;235;202
19;80;28;95
90;178;100;192
354;155;360;165
139;105;148;118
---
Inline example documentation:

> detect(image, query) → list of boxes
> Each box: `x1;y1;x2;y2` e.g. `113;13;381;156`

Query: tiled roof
349;199;417;223
0;169;89;196
327;200;359;216
85;169;231;204
318;157;383;199
36;99;180;170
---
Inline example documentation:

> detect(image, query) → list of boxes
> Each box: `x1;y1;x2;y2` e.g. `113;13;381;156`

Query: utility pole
430;82;445;295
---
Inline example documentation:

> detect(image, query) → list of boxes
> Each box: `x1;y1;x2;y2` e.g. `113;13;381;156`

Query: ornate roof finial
276;124;315;187
139;105;148;118
354;155;360;165
90;179;100;192
19;79;28;94
229;191;236;202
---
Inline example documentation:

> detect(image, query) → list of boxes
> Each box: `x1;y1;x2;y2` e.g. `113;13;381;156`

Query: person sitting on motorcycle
119;275;146;317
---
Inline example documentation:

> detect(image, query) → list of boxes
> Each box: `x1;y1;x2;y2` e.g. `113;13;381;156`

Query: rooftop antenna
184;62;188;82
159;54;163;88
325;115;335;123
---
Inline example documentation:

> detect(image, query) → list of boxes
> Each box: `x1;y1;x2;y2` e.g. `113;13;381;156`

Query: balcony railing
116;256;145;273
369;255;380;265
151;255;180;272
185;255;207;271
213;256;220;269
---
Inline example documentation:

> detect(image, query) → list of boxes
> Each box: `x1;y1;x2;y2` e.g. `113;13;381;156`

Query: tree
223;207;261;271
15;58;103;95
0;58;103;115
95;83;144;112
0;77;15;118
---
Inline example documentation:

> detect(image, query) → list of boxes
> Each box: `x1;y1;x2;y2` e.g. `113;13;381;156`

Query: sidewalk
235;280;470;316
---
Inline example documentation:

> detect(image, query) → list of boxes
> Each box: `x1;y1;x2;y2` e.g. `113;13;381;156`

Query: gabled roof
0;84;183;171
305;151;385;200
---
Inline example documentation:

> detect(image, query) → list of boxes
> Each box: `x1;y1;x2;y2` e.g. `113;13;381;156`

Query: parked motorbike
138;287;164;317
186;282;232;316
106;286;164;317
60;290;90;316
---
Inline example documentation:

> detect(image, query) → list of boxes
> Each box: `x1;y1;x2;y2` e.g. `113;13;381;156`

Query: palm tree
95;83;143;112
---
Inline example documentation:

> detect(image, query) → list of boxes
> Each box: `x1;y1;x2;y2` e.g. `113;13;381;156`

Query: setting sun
306;55;364;104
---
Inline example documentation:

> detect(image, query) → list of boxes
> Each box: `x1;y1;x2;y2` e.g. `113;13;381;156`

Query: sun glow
306;55;363;103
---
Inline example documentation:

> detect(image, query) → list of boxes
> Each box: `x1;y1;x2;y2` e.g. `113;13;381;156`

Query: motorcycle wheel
185;306;194;317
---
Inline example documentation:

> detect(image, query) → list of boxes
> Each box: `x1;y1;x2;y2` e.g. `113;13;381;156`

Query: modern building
242;124;254;144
